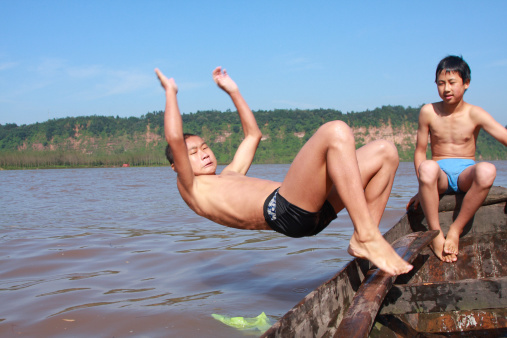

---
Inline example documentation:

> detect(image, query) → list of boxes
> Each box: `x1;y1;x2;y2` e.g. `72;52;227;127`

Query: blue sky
1;1;506;127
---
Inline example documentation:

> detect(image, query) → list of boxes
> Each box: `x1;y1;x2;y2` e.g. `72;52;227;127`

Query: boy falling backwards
408;55;507;263
156;66;412;276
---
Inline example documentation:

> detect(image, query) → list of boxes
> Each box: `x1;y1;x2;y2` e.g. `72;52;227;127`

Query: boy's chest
429;115;477;144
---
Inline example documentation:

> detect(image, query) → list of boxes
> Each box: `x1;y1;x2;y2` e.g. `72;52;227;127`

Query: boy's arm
407;105;431;210
213;67;262;175
472;106;507;146
414;105;432;177
155;68;195;195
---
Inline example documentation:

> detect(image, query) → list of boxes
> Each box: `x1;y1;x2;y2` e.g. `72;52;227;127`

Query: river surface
1;161;506;337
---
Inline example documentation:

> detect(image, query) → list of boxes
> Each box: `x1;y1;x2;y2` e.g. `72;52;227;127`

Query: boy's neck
441;98;466;115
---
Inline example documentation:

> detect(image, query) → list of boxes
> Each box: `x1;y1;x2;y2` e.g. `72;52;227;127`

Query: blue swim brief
263;188;337;238
437;158;475;194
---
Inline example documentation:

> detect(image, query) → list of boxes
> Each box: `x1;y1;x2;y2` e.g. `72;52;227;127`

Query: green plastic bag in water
212;312;271;333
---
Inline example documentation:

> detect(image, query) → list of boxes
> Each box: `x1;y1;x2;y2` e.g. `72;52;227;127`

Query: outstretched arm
213;67;262;175
155;68;195;195
473;106;507;147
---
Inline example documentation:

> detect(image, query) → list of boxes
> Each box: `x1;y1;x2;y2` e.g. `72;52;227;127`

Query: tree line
0;105;505;169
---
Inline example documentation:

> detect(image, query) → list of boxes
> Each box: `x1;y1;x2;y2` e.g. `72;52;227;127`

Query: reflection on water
1;162;506;337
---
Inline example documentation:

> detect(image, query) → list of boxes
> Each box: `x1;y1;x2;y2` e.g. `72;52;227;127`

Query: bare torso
427;102;480;161
178;173;281;230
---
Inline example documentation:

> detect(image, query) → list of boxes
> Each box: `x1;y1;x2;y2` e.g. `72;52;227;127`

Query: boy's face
185;135;217;175
436;71;470;105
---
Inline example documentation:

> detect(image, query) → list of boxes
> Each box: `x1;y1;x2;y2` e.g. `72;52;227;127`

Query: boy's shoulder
419;102;441;120
421;102;437;112
420;101;448;113
466;102;488;115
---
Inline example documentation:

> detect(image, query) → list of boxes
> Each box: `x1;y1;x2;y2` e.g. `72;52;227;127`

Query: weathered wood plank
397;230;507;285
261;256;368;338
333;231;438;338
373;309;507;337
380;277;507;315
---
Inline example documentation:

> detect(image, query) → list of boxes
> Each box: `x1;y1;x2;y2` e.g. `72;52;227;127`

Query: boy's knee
418;160;440;183
376;140;399;164
318;121;354;143
475;162;496;186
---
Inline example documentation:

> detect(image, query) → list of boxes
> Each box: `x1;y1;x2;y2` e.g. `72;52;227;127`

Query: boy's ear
464;79;470;90
171;163;177;172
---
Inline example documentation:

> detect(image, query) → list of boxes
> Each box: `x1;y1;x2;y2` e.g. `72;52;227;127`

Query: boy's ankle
353;228;381;243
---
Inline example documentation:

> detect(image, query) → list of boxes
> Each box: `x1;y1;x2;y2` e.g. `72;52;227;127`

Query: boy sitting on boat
155;66;413;276
408;55;507;262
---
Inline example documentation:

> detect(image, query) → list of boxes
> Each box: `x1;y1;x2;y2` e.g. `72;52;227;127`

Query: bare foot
348;231;413;276
430;234;457;263
444;227;460;258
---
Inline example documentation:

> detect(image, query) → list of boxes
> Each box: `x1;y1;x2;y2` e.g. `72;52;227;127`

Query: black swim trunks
263;188;337;238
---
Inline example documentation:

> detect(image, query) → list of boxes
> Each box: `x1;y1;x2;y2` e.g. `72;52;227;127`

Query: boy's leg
279;121;412;276
327;139;399;225
444;162;496;255
417;160;455;262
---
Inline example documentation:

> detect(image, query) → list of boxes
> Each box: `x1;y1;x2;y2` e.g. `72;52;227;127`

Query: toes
444;244;458;255
442;252;458;263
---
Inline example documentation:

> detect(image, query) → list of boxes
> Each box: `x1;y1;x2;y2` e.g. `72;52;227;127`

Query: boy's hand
213;66;238;93
155;68;178;94
406;193;420;211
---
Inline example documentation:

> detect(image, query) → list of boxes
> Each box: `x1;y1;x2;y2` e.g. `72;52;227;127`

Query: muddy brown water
1;162;506;337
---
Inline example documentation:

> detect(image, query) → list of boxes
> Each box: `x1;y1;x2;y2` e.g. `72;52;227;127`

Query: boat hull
262;187;507;338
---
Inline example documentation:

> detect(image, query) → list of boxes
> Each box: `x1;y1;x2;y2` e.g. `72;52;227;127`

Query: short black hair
435;55;471;84
165;133;197;164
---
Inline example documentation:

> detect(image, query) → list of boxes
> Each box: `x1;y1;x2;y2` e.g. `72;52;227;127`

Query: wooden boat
261;186;507;337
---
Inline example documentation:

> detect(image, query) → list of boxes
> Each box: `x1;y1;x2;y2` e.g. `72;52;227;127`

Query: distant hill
0;105;505;169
